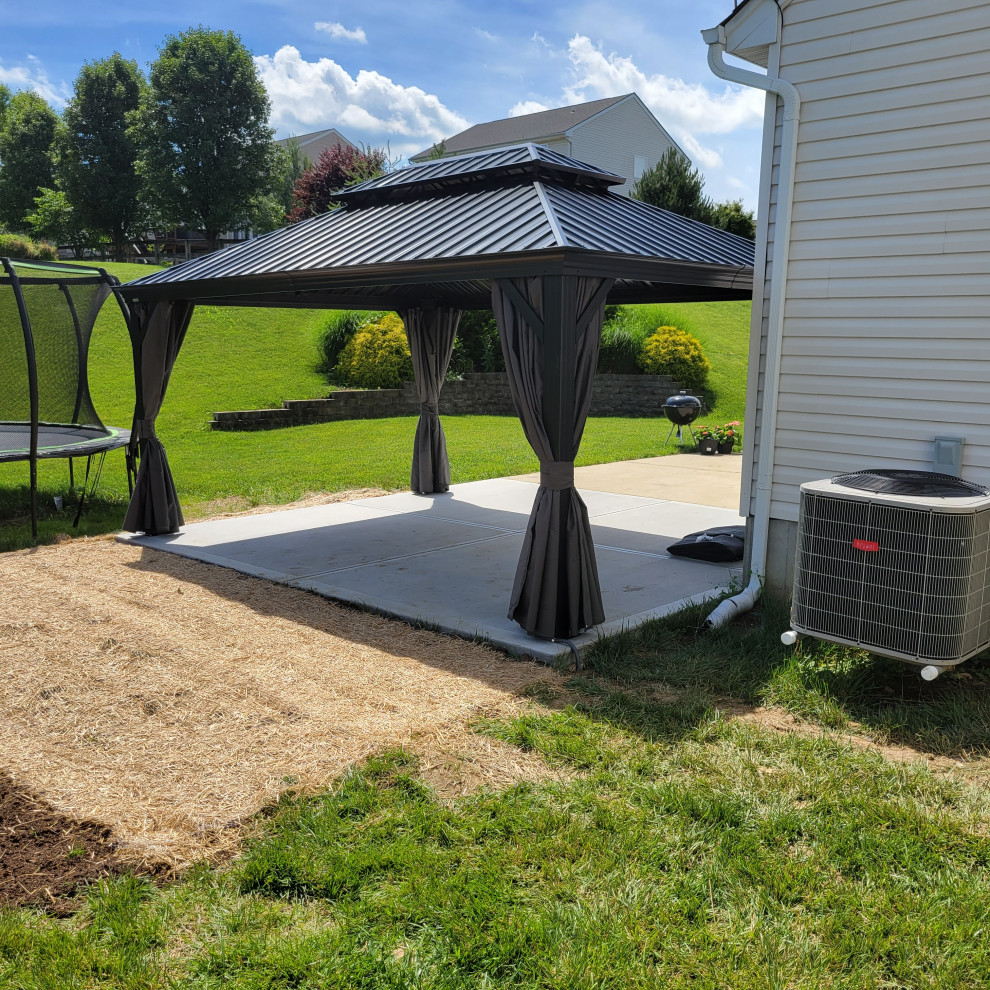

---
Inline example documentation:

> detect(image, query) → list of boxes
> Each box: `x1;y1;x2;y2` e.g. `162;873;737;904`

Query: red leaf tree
288;144;388;222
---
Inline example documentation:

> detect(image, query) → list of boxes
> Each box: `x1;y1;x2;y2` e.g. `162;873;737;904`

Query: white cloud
678;132;723;170
254;46;469;157
315;21;367;44
474;28;498;43
0;55;70;106
510;100;550;117
560;35;764;166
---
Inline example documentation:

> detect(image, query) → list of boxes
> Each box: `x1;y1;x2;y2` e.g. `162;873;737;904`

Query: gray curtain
400;305;462;493
492;275;614;639
122;299;195;534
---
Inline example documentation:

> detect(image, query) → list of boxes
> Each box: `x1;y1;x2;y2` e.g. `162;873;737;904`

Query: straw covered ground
0;515;558;879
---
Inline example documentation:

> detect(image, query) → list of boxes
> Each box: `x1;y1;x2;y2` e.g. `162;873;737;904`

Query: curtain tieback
135;418;157;440
540;460;574;490
420;400;439;416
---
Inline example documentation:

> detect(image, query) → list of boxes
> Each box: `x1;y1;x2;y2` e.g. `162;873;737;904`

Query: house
703;0;990;595
411;94;686;196
276;127;356;166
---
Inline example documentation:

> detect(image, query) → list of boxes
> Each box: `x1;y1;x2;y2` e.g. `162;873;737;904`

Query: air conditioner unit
789;470;990;674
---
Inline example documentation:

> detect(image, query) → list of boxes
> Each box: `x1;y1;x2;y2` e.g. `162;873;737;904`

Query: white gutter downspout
701;17;800;629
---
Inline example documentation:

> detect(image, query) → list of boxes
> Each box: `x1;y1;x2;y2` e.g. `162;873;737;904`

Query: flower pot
717;440;735;455
698;437;718;455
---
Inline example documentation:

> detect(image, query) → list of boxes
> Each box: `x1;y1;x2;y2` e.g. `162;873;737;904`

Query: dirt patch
0;536;558;870
409;716;569;799
0;772;129;913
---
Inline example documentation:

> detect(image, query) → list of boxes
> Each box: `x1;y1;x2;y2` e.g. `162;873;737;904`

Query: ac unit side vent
792;481;990;665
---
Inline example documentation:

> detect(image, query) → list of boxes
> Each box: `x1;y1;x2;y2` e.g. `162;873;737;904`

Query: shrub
0;232;57;260
597;316;643;374
335;312;413;389
316;310;365;378
446;335;473;380
638;325;711;392
456;310;504;373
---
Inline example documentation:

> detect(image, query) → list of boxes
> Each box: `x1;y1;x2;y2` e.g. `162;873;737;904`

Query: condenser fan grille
832;469;990;498
792;490;990;662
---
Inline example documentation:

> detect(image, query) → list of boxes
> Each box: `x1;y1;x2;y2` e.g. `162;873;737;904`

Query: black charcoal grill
663;391;702;445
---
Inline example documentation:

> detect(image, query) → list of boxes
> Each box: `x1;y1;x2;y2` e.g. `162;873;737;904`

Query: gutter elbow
703;21;800;119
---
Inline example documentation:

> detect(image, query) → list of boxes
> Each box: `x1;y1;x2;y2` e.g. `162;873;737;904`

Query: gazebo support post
493;274;613;640
540;277;584;638
400;304;462;494
121;298;195;535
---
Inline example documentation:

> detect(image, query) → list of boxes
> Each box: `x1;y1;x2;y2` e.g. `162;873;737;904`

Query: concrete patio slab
512;451;743;510
118;470;743;663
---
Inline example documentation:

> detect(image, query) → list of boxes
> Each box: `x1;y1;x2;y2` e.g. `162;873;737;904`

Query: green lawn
620;300;751;423
0;263;752;550
4;267;986;986
3;600;990;988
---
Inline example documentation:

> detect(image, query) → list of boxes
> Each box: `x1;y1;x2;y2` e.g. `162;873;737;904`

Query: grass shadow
0;483;131;552
579;595;990;759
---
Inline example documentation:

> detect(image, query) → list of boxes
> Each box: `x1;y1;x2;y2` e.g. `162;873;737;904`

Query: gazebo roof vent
333;144;625;208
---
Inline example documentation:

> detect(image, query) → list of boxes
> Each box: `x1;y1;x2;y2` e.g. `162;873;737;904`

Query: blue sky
1;0;767;208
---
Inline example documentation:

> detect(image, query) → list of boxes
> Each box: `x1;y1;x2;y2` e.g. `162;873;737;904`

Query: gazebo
117;144;753;642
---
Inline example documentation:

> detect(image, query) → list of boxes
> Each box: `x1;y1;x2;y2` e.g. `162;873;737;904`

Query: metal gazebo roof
122;144;754;309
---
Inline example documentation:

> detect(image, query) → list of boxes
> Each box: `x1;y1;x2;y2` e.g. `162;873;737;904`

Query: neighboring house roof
412;95;673;162
276;127;357;159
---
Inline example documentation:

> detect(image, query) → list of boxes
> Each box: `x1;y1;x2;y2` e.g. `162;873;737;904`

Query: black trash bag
666;525;746;563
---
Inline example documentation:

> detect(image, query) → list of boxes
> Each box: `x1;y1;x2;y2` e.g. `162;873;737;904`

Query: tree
288;143;389;222
275;139;309;213
425;139;447;161
631;147;713;223
24;188;93;256
130;27;275;250
246;139;308;233
0;83;11;130
58;54;146;260
709;199;756;240
632;148;756;240
0;91;59;231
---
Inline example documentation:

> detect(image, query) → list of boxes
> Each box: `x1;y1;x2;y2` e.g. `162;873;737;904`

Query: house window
633;155;647;179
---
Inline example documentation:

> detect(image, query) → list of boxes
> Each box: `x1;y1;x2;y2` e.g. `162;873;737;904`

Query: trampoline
0;257;133;537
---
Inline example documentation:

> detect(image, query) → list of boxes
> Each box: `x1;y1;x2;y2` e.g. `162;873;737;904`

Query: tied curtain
492;275;614;640
122;299;195;535
400;305;462;494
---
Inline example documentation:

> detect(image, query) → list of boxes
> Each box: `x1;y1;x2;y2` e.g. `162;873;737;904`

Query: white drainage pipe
702;19;801;630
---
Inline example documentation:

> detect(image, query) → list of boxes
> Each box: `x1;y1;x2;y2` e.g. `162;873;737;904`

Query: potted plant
715;421;742;454
694;425;719;455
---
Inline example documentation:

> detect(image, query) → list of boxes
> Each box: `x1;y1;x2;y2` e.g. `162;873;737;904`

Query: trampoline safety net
0;258;111;430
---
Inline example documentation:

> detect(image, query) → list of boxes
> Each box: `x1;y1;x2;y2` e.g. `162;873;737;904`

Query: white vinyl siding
542;137;572;156
568;96;680;196
743;0;990;524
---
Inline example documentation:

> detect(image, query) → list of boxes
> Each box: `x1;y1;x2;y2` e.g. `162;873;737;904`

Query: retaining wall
211;373;688;430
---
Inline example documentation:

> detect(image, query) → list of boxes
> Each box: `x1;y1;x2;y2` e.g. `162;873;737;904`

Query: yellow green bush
335;312;413;389
638;325;711;392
